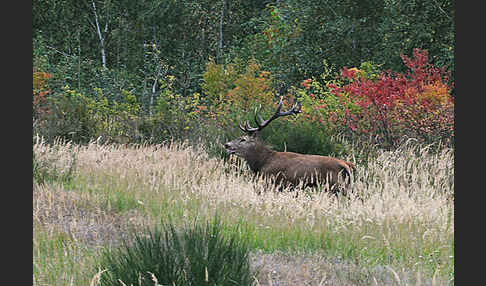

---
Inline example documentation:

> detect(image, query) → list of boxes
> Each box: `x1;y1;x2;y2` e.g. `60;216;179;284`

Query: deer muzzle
223;143;236;155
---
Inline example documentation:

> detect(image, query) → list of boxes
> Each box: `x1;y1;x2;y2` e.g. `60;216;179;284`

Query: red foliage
327;49;454;147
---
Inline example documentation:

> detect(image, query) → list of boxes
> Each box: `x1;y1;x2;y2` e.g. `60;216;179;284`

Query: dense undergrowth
34;47;453;162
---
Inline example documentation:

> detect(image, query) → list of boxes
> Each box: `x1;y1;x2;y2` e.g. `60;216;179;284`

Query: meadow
33;2;453;284
33;136;454;285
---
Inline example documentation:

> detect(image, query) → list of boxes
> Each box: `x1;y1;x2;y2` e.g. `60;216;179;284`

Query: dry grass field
33;136;454;285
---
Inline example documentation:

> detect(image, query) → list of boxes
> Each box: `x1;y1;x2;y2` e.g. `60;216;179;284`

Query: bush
98;216;253;286
33;69;52;118
335;49;454;148
34;85;144;144
34;88;97;143
201;58;275;126
296;49;454;150
257;113;346;157
141;92;204;143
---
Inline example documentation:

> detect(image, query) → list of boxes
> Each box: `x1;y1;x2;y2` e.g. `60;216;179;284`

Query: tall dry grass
33;136;454;285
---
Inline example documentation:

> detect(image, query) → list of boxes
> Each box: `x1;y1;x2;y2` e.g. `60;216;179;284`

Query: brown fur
224;134;355;192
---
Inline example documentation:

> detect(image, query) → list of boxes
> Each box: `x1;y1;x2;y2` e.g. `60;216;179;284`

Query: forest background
33;0;454;156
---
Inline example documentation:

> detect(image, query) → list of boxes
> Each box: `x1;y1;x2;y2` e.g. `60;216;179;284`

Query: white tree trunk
91;1;107;69
218;0;227;61
150;71;160;116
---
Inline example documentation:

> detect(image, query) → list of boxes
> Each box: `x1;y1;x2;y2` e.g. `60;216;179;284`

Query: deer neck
243;143;275;173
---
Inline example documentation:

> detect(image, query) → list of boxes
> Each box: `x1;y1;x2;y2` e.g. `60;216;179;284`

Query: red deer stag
223;97;356;193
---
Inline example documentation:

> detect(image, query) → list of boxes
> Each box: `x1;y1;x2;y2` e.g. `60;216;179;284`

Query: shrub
98;216;253;286
201;59;275;127
34;85;145;144
297;49;454;149
257;104;346;157
339;49;453;148
34;88;96;143
201;59;238;109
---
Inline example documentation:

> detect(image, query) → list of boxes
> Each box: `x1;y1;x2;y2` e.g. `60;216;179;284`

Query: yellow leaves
259;71;271;78
404;80;452;107
33;70;51;93
420;81;451;105
201;58;275;120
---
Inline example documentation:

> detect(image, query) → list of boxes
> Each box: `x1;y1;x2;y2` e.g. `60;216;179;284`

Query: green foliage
98;216;253;286
33;85;142;144
248;4;304;86
228;0;453;93
202;59;238;106
140;91;205;143
34;88;94;143
33;0;453;98
261;117;346;157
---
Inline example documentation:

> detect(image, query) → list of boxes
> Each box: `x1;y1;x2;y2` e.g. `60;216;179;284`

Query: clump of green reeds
97;215;253;286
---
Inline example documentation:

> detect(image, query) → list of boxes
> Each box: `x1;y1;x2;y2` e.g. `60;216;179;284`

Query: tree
87;0;109;69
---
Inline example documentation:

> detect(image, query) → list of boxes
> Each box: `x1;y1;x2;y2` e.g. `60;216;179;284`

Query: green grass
33;226;96;285
98;215;253;286
233;217;453;278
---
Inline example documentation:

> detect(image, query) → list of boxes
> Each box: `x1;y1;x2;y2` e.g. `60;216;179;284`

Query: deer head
224;97;301;157
223;97;301;173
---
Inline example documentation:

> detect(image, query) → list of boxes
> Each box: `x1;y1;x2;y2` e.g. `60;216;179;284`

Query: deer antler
239;97;302;134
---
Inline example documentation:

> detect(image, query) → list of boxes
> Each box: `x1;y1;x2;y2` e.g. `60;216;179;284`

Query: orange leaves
300;78;312;89
33;69;52;117
417;81;451;105
33;70;51;94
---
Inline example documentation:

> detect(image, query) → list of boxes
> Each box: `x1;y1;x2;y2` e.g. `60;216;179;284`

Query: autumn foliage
200;59;276;130
33;48;453;154
33;69;52;117
300;49;454;148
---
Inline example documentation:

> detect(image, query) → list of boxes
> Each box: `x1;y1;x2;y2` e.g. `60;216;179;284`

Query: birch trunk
91;1;107;69
218;0;227;62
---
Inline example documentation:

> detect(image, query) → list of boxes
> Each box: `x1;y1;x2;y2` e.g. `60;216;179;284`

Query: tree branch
45;45;74;58
432;0;452;21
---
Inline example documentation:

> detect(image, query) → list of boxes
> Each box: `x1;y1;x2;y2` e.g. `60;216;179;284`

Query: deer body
225;134;355;191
